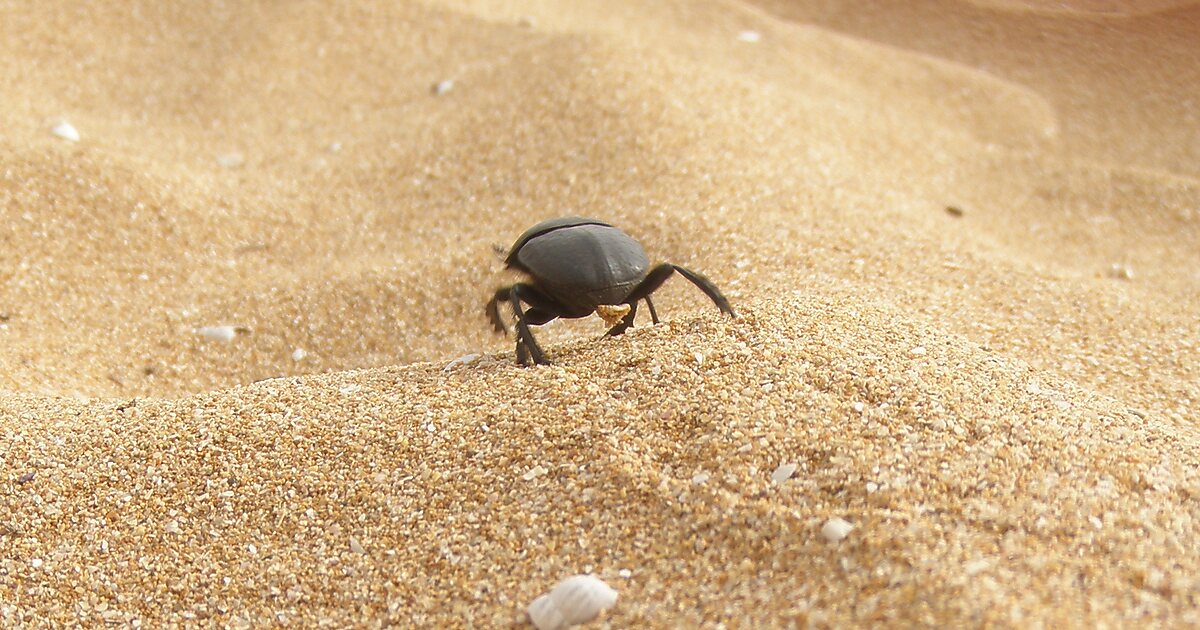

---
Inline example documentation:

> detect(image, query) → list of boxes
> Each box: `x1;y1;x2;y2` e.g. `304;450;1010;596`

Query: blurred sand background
2;0;1198;626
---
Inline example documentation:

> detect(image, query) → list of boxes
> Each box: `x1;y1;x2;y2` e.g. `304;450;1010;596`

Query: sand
1;0;1198;627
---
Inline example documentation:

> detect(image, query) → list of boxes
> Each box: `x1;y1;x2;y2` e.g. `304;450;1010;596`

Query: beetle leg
644;296;660;324
622;263;676;304
523;308;558;326
624;263;736;319
486;286;513;335
509;283;552;365
671;265;736;317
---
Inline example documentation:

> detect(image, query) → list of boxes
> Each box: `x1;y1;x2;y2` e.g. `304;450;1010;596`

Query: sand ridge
2;0;1198;626
751;0;1200;176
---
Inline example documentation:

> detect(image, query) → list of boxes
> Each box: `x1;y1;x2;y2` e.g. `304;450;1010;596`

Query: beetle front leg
672;265;736;317
644;296;659;324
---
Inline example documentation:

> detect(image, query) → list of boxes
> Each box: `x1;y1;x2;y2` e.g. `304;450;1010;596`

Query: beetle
486;216;736;365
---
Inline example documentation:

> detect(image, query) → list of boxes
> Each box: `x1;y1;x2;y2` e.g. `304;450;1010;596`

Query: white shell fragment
291;348;308;361
349;536;367;555
771;463;797;483
443;353;480;371
527;574;618;630
432;79;454;96
197;325;238;342
594;304;631;328
821;517;854;543
737;30;762;43
52;121;80;142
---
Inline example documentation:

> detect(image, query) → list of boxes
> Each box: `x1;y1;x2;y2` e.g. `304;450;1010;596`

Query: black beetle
486;216;736;365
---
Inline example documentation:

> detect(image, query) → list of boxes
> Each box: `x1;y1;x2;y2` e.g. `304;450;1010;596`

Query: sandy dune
2;0;1198;626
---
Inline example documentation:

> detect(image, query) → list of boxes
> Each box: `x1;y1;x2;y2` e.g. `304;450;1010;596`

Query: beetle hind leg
486;287;513;334
508;283;569;366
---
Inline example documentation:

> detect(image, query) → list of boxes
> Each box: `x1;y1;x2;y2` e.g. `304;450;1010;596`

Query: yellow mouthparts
594;304;632;327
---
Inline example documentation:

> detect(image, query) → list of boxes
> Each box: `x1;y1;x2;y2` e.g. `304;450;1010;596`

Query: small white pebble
693;352;705;366
771;463;797;483
247;544;258;555
1089;516;1103;529
852;402;865;413
821;517;854;542
964;559;990;576
216;152;245;169
522;465;548;481
349;536;367;555
30;558;44;569
432;79;454;96
1107;263;1134;280
617;569;632;579
737;30;762;43
328;141;342;153
865;481;879;493
291;348;308;361
1026;381;1042;395
909;346;927;356
51;121;80;142
165;520;181;534
691;472;710;485
197;325;237;342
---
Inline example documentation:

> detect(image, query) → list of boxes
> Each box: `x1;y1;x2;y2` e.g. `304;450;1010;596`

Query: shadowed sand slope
751;0;1200;176
1;0;1198;626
